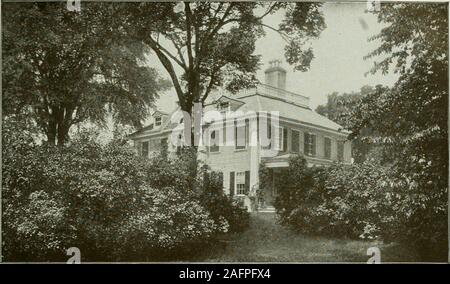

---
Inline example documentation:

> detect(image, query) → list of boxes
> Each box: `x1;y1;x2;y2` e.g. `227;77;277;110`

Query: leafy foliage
271;155;447;261
198;168;250;233
314;3;448;260
2;119;248;261
316;86;388;163
2;2;170;145
349;3;448;258
118;2;325;113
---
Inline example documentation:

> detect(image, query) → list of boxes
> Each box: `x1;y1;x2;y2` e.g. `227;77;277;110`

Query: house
129;61;352;212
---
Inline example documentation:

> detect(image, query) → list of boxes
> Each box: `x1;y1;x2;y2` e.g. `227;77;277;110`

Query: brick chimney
264;60;286;90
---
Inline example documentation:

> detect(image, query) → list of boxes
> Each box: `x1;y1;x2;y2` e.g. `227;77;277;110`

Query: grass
192;212;420;263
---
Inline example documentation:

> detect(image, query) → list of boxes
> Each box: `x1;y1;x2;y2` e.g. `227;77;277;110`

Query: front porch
255;167;283;212
238;167;285;213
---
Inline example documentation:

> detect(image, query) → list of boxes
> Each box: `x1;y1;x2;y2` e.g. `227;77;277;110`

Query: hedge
266;154;447;261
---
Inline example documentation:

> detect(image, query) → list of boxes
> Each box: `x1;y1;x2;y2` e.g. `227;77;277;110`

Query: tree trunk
57;125;68;146
46;105;72;146
46;118;57;146
47;130;56;146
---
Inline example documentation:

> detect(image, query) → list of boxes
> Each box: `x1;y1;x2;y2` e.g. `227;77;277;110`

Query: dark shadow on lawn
190;213;421;263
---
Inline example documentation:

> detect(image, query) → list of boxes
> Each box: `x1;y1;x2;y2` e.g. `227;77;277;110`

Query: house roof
128;123;154;138
129;84;349;139
209;95;245;105
262;153;350;168
152;110;169;116
235;94;347;133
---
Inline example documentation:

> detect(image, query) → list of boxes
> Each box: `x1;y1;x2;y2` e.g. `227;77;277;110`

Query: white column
249;118;260;189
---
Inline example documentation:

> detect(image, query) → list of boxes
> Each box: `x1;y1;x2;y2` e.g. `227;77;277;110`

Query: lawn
192;212;420;263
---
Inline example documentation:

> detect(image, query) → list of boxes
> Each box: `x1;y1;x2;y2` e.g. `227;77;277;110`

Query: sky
150;2;399;116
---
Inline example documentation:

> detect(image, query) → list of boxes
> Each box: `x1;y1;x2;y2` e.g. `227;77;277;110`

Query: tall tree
119;2;325;115
343;3;448;258
2;2;170;145
316;85;386;163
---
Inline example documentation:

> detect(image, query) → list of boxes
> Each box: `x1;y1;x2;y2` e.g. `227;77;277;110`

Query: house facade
129;62;352;212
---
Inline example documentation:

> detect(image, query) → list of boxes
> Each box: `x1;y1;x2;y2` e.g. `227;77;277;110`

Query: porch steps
258;206;276;213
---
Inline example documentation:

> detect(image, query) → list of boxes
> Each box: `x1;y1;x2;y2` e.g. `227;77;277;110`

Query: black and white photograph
1;0;448;265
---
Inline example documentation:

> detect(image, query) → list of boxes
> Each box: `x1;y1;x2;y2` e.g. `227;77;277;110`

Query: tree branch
202;70;218;104
168;34;188;67
260;23;291;43
184;2;194;69
254;3;280;21
151;34;187;71
146;37;185;106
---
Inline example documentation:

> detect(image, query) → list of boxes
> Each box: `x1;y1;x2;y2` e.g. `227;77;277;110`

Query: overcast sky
151;2;398;115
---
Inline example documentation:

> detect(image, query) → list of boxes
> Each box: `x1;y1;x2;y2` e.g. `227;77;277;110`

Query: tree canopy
316;85;385;163
2;2;171;145
118;2;326;113
346;3;447;172
340;3;448;257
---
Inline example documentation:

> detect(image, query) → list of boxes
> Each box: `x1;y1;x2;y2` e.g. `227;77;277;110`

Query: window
155;116;162;126
142;141;149;157
218;101;230;116
262;116;272;150
209;130;219;152
304;133;316;157
236;172;246;195
283;128;288;151
274;126;284;151
235;120;248;150
337;141;344;162
324;137;332;159
291;130;300;153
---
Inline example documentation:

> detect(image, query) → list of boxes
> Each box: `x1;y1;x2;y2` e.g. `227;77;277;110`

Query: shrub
115;186;220;261
2;121;249;261
197;168;250;233
271;154;447;261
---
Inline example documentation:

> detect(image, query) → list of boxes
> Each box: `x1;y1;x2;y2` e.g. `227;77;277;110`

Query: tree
2;2;171;145
316;85;386;163
316;86;374;126
119;2;325;115
342;3;448;259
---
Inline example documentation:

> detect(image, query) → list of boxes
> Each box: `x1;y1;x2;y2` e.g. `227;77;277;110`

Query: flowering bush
197;168;250;233
2;120;248;261
271;154;447;261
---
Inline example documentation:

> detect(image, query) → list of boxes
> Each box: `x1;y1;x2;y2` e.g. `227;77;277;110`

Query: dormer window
218;102;229;110
218;102;230;116
155;116;162;126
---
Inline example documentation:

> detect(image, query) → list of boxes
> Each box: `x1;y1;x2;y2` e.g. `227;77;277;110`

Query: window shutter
244;171;250;194
312;135;316;156
245;119;249;146
234;120;237;148
283;128;288;152
291;130;299;153
256;114;260;141
223;120;227;145
266;114;272;149
303;133;309;154
229;172;235;197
